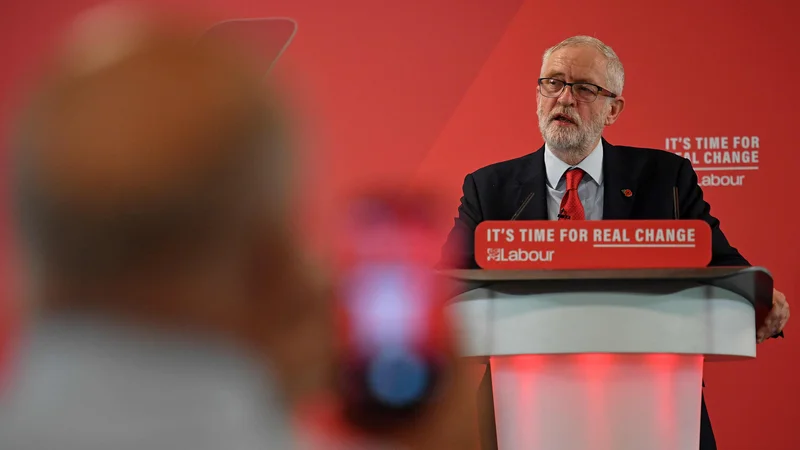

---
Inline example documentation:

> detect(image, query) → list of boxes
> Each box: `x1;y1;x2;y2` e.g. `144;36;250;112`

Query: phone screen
342;262;431;355
335;193;445;415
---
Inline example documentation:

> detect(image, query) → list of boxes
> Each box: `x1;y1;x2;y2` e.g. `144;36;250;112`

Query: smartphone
333;191;455;431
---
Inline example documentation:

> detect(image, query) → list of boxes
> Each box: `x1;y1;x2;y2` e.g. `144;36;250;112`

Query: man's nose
557;85;576;106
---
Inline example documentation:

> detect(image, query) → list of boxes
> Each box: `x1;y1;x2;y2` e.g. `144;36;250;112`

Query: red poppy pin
622;189;633;197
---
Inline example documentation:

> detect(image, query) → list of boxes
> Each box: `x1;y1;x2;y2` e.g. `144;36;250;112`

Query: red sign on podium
474;220;712;269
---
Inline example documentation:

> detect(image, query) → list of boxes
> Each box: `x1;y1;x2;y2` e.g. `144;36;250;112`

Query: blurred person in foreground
0;5;333;449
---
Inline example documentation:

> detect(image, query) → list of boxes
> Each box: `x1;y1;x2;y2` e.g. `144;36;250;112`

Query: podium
442;267;773;450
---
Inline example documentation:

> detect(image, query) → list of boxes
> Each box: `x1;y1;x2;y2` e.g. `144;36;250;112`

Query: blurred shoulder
468;150;540;184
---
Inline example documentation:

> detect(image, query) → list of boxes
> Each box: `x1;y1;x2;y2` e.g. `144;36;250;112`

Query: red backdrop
2;1;799;449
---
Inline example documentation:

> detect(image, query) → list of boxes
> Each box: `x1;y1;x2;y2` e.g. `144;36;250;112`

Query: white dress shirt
544;140;604;221
0;315;291;450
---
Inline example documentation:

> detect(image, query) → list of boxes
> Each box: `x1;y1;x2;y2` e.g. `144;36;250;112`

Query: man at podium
439;35;789;450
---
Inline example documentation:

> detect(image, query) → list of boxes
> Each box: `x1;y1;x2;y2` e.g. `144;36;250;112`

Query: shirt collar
544;139;604;189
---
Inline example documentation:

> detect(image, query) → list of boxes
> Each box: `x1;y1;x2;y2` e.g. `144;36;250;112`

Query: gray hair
542;35;625;95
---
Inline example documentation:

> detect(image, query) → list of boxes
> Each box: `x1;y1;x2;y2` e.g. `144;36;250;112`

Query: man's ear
246;226;338;402
248;225;294;295
605;96;625;126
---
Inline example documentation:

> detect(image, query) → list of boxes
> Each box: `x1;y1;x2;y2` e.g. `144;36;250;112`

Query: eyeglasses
537;78;617;103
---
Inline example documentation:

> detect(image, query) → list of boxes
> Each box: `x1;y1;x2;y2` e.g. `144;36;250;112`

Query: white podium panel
442;268;773;450
490;354;703;450
450;283;757;360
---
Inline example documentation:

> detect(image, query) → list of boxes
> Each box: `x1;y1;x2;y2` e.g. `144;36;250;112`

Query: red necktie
558;168;585;220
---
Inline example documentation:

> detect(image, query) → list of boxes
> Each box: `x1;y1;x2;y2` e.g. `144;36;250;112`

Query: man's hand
757;288;790;343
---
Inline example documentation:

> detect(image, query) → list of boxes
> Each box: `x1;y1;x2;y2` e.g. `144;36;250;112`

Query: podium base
490;354;704;450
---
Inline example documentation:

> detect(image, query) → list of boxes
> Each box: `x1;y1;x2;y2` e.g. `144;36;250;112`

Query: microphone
672;186;680;219
556;208;570;220
510;192;534;221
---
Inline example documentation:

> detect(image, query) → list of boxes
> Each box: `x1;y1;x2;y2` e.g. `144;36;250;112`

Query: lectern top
440;267;761;282
438;266;773;312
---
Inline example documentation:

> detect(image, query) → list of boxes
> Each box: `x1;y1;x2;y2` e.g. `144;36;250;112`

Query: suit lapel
513;146;548;220
513;141;641;221
601;139;638;220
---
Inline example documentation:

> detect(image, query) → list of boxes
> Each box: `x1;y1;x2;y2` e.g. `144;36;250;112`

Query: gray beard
537;106;607;160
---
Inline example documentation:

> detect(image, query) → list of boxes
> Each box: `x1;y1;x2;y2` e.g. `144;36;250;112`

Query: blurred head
9;7;330;395
536;36;626;162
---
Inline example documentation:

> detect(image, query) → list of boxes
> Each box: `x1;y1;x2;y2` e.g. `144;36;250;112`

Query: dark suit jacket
440;139;750;270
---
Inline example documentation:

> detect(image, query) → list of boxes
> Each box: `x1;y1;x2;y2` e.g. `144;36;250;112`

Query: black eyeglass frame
537;77;618;102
